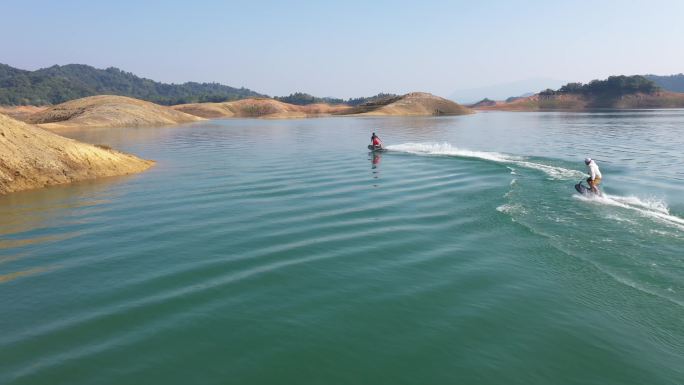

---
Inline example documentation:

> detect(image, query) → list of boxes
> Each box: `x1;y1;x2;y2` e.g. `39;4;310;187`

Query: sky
2;0;684;99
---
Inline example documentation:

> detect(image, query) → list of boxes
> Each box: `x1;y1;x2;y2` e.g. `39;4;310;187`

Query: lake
1;111;683;384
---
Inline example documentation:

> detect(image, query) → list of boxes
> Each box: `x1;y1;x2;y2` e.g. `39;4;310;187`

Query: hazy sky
3;0;683;98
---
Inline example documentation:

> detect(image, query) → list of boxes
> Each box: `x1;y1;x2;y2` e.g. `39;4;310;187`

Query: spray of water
574;193;684;231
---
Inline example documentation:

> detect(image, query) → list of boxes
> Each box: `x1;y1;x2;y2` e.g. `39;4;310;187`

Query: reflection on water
369;152;382;185
55;123;192;146
0;252;28;265
371;152;382;168
0;174;137;278
0;265;56;284
0;233;80;251
0;177;119;237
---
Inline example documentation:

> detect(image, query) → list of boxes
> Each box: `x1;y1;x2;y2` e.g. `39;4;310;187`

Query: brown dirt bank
0;113;154;195
27;95;204;131
172;98;351;119
0;105;48;121
473;91;684;111
339;92;472;116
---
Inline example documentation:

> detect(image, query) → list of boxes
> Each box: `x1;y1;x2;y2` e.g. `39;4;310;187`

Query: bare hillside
0;113;153;194
27;95;203;130
340;92;473;116
172;98;350;119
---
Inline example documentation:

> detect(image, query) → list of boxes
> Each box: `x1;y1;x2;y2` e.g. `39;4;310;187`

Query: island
471;75;684;111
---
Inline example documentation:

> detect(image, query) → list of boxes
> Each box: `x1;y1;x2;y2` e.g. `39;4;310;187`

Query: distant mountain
645;74;684;93
449;78;566;104
469;98;497;108
506;92;534;102
0;63;265;106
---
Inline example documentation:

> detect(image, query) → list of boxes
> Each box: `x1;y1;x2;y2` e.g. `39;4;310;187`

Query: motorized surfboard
575;182;601;196
368;145;387;152
575;182;590;195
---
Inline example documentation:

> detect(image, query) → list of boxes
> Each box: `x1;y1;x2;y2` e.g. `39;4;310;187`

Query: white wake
574;193;684;231
387;142;584;180
387;142;684;231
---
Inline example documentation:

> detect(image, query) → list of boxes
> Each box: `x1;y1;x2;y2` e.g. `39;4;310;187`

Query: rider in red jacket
370;132;383;149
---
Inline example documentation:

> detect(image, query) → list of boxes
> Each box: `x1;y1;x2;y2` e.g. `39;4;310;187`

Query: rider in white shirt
585;157;602;194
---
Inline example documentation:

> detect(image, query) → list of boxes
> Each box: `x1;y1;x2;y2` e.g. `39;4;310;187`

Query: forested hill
645;74;684;93
0;64;265;105
539;75;659;96
473;75;684;111
274;92;398;106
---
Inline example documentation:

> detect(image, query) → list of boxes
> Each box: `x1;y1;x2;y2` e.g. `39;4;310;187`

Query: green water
1;111;683;384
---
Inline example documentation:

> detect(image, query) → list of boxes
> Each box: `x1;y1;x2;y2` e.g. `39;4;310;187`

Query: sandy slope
27;95;204;131
0;113;154;194
172;98;351;119
174;93;471;118
341;92;473;116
